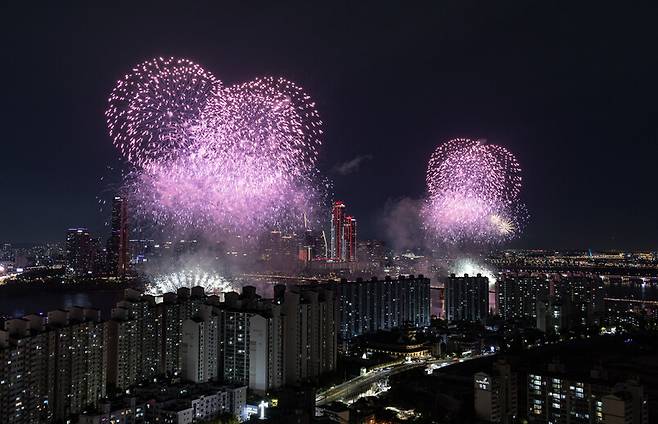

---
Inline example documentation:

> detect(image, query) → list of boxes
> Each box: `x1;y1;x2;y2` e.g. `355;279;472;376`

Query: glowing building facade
66;228;95;276
107;196;128;276
343;216;357;262
474;360;518;424
330;201;345;260
334;275;431;340
106;289;159;390
217;289;285;394
282;285;337;385
330;201;357;262
445;273;489;322
0;308;106;423
527;367;648;424
181;305;219;383
496;275;549;322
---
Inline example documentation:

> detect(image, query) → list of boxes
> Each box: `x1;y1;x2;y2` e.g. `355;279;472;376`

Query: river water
0;288;125;319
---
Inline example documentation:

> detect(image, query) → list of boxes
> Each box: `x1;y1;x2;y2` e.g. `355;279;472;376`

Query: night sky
2;2;657;250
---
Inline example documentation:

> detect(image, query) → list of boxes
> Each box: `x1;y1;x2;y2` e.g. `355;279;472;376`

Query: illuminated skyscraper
526;364;648;424
496;275;549;322
181;305;219;383
107;196;128;276
344;215;357;262
445;273;489;322
283;285;337;384
304;229;328;261
474;360;518;424
330;201;345;260
0;308;106;423
106;289;158;390
335;275;431;340
66;228;94;276
217;288;285;394
329;201;357;262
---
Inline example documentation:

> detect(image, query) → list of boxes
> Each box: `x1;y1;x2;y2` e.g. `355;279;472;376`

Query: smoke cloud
377;197;425;251
332;154;373;175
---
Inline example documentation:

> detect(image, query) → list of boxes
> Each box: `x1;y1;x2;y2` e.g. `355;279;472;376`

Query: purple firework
106;57;220;166
422;138;526;244
107;58;327;237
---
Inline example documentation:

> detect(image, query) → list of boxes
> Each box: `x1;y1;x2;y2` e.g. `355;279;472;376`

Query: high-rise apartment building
601;382;649;424
0;308;106;424
445;273;489;322
106;289;159;390
217;288;285;394
555;277;605;327
536;277;605;335
334;275;431;340
2;283;339;421
496;275;549;322
1;316;50;424
527;363;648;424
155;287;207;377
66;228;95;276
47;308;107;420
282;285;337;385
536;297;565;335
104;284;328;394
216;284;337;393
474;360;518;424
181;305;219;383
107;196;128;276
106;287;216;389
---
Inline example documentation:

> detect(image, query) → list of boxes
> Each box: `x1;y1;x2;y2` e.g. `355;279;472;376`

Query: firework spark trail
106;58;327;236
106;57;220;166
198;77;323;178
124;154;323;234
423;138;526;244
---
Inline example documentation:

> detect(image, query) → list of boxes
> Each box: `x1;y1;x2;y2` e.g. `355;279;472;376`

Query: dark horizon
2;3;657;250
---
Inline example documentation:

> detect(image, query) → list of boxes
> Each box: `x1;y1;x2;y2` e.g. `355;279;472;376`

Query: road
238;273;327;282
316;355;487;406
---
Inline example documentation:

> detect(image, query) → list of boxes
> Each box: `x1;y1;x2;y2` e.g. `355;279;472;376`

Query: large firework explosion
106;57;220;166
145;266;235;298
106;57;326;236
422;138;526;244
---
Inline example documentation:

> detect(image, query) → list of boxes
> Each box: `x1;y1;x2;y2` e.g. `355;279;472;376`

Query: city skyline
2;3;657;249
2;4;658;424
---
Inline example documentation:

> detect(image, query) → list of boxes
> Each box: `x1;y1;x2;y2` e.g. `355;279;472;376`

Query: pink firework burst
106;57;220;167
107;58;327;237
124;153;324;235
422;138;526;244
201;77;323;177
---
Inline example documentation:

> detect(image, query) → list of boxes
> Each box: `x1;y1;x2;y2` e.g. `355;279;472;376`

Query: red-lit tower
344;216;357;262
330;201;345;260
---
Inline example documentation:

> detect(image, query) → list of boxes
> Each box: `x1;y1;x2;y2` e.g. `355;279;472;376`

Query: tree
201;413;240;424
